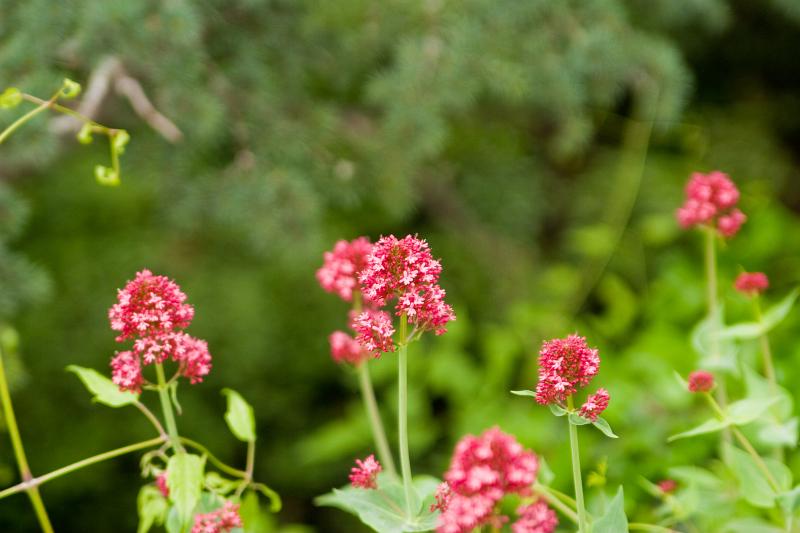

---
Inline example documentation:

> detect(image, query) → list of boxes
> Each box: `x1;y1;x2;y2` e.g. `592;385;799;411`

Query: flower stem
178;437;247;478
752;297;778;395
0;97;54;144
155;362;184;452
703;227;732;453
629;524;680;533
533;483;579;524
0;437;165;500
398;313;415;517
566;396;588;533
0;341;54;532
357;361;397;478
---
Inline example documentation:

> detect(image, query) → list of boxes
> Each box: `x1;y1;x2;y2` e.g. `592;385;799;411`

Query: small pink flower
734;271;769;296
676;171;745;238
688;370;714;393
110;351;143;393
658;479;677;494
437;492;500;533
431;482;453;512
329;330;369;365
353;309;396;356
316;237;373;302
349;454;382;489
156;472;169;498
535;335;600;405
191;501;242;533
579;388;610;422
512;501;558;533
109;270;194;342
172;333;212;384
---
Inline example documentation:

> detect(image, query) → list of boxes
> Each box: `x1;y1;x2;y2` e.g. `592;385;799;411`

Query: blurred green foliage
1;0;799;531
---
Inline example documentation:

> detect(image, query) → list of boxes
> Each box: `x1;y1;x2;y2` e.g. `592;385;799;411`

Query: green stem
357;361;397;478
629;524;680;533
753;297;778;395
20;94;109;130
134;401;167;439
566;396;588;533
398;313;415;517
178;437;247;478
0;341;54;532
0;98;54;144
0;437;165;500
703;226;732;454
155;363;183;452
533;483;579;524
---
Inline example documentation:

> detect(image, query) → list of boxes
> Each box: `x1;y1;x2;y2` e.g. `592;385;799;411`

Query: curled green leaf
0;87;22;109
77;123;94;144
60;78;82;99
95;165;120;186
113;129;130;154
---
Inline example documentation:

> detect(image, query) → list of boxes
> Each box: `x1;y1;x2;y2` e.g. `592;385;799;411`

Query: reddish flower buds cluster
578;388;610;422
688;370;715;393
734;271;769;296
108;270;212;392
191;501;242;533
349;454;382;489
316;237;373;303
676;171;746;238
437;427;554;533
512;501;559;533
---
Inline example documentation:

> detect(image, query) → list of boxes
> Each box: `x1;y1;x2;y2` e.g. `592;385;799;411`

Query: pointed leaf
510;389;536;398
727;397;781;426
726;444;792;508
592;417;619;438
668;418;730;442
548;404;567;417
719;322;763;340
137;485;168;533
167;453;205;528
569;413;591;426
67;365;139;407
762;288;800;331
592;486;628;533
222;388;256;442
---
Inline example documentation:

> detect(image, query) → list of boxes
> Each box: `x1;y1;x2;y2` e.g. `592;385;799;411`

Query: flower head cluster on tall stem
108;270;212;392
734;271;769;296
688;370;715;393
356;235;455;355
676;171;746;238
512;501;559;533
436;427;554;533
191;501;243;533
316;237;374;303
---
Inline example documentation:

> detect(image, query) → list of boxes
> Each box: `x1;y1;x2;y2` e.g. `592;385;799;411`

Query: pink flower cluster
512;502;559;533
349;454;382;489
676;171;746;237
356;235;455;355
578;388;610;422
352;308;396;356
108;270;212;392
734;271;769;296
328;331;369;365
316;237;373;302
688;370;714;393
437;427;554;533
191;501;242;533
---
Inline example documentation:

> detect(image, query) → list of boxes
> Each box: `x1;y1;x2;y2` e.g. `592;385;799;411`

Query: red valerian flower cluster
191;501;243;533
316;237;373;303
328;331;369;365
352;308;396;356
437;427;554;533
734;271;769;296
658;479;678;494
676;171;746;238
108;270;212;392
578;388;610;422
512;501;559;533
535;335;600;405
356;235;455;355
349;454;382;489
688;370;715;393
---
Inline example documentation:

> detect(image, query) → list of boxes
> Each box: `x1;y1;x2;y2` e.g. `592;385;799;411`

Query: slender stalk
752;297;778;394
533;483;579;524
397;314;415;517
566;396;588;533
703;227;731;454
178;437;247;478
0;98;53;144
155;363;183;452
0;343;54;532
0;437;165;500
134;401;167;439
629;524;680;533
20;94;110;130
357;361;397;477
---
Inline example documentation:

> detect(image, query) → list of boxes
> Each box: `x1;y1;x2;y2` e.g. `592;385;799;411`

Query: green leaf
137;485;168;533
777;485;800;516
719;322;763;340
568;413;591;426
167;453;205;529
744;366;793;419
315;474;440;532
692;309;738;373
67;365;139;407
537;456;555;485
721;518;784;533
727;397;781;426
222;388;256;442
548;404;567;417
592;417;619;438
592;486;628;533
762;287;800;331
94;165;120;186
726;444;792;508
60;78;81;99
113;129;130;154
77;123;93;144
164;507;182;533
510;389;536;398
668;418;730;442
240;491;272;533
0;87;22;109
203;472;239;496
757;418;798;448
668;466;725;489
252;483;282;513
